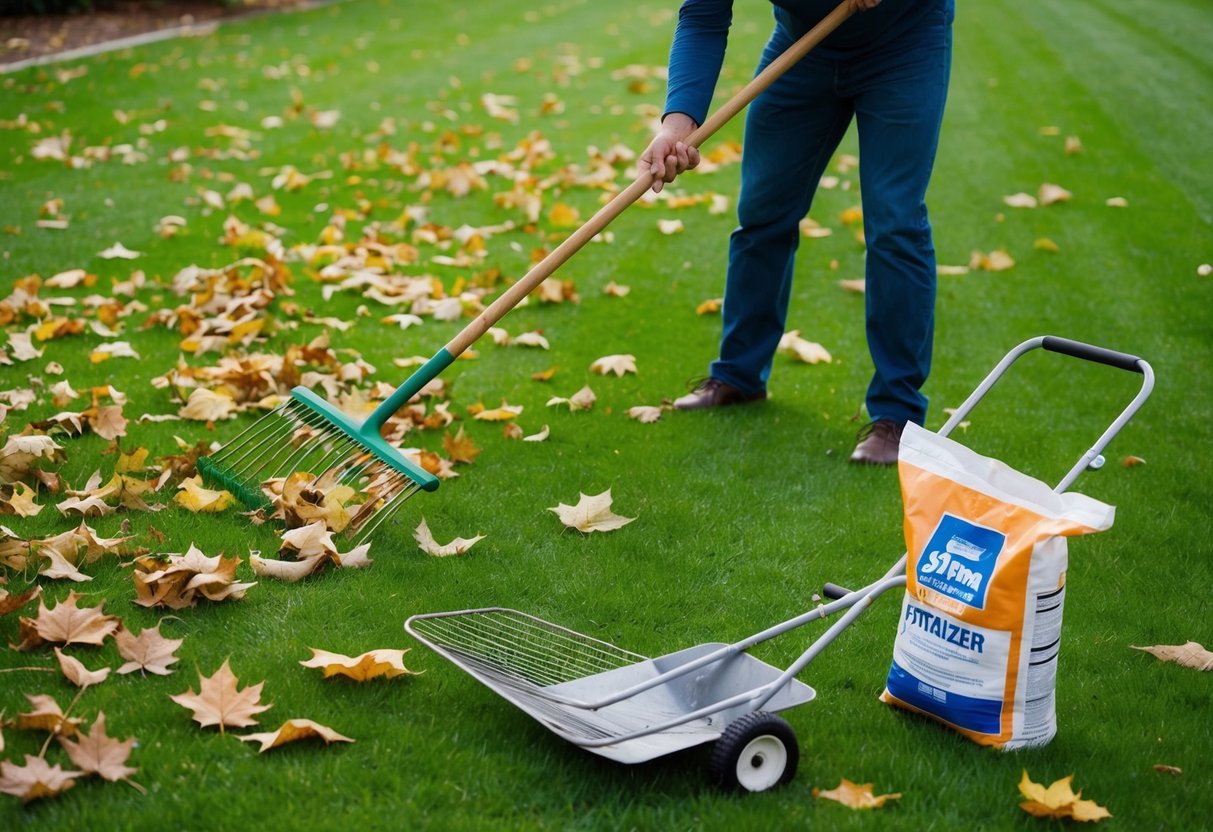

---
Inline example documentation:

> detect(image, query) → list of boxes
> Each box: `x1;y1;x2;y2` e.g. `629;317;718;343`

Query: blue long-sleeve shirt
665;0;953;125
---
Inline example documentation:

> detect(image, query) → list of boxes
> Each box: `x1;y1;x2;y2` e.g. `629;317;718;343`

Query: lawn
1;0;1210;829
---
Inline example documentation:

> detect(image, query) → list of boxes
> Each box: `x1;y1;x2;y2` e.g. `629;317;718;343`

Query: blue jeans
709;6;953;426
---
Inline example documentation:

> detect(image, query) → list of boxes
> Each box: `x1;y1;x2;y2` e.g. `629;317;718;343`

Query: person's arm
640;0;732;193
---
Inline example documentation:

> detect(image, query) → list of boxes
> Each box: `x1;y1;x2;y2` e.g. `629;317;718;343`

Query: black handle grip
1041;336;1144;373
822;582;853;600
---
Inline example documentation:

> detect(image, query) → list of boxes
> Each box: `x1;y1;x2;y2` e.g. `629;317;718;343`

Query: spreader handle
1041;336;1145;373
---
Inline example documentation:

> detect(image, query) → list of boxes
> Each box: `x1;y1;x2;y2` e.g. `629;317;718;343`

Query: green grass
1;0;1211;828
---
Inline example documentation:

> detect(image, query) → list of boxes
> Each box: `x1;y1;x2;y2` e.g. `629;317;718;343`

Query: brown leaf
54;647;111;688
14;694;84;738
238;719;354;752
0;584;41;617
442;426;481;464
58;711;137;782
32;591;119;646
1153;764;1182;776
115;623;183;675
169;658;272;732
299;647;420;681
0;755;81;803
812;777;902;809
1131;641;1213;671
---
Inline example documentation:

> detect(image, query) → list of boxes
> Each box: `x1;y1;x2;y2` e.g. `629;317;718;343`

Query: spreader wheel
709;711;799;792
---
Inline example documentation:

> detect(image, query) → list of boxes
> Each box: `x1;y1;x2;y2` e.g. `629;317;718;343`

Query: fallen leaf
175;476;237;513
1121;455;1146;467
413;518;484;557
603;281;630;297
1130;641;1213;671
0;755;80;803
1018;770;1111;822
0;585;41;617
473;402;524;421
250;552;325;582
170;659;271;732
54;647;110;688
299;647;419;681
58;711;137;783
1152;764;1182;776
1003;192;1038;208
657;219;684;235
443;427;481;464
14;693;84;737
1106;196;1129;208
97;242;141;259
523;425;550;442
549;489;635;533
32;591;119;646
590;354;637;377
115;623;183;675
696;298;722;315
812;778;901;809
547;385;596;412
837;278;866;293
778;330;832;364
627;405;664;424
1038;182;1072;205
239;719;354;752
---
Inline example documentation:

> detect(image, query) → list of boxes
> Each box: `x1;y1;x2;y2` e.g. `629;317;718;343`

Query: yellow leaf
300;647;419;681
696;298;722;315
473;402;523;421
812;778;902;809
1038;182;1072;205
548;202;580;228
442;427;481;464
175;476;236;513
238;719;354;752
1017;770;1111;822
115;447;150;473
1034;237;1060;252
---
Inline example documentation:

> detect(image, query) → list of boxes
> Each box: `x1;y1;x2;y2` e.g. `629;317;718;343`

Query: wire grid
409;610;707;745
408;609;648;688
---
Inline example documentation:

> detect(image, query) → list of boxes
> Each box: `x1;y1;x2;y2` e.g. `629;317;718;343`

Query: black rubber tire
709;711;799;792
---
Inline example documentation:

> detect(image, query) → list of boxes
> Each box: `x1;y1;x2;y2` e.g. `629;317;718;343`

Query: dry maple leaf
0;755;81;803
58;711;137;783
115;623;183;675
0;584;41;617
443;427;482;464
175;475;237;513
1018;770;1111;822
473;402;524;421
812;777;902;809
32;591;119;646
239;719;354;753
170;659;272;732
14;693;84;738
413;518;484;557
1130;641;1213;671
250;552;325;583
549;489;635;533
627;405;664;424
590;354;637;377
546;385;596;412
54;647;111;688
299;647;420;681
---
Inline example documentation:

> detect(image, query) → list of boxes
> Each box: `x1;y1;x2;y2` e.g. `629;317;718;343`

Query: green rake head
198;383;442;541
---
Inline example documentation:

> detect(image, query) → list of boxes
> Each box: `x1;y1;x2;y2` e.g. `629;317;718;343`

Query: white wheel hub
734;734;788;792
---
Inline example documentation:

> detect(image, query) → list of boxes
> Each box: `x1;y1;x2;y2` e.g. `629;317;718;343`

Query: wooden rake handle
443;0;858;357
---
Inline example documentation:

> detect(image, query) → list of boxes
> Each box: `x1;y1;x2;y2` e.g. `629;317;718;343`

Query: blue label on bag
915;513;1006;610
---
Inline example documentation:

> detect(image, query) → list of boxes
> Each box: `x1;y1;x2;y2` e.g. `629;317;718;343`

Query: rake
197;0;861;540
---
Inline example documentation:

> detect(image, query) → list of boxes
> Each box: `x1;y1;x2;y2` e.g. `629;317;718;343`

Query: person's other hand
853;0;882;9
639;113;700;193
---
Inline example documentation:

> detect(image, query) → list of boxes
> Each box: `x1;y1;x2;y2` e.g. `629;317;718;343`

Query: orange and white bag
880;423;1115;749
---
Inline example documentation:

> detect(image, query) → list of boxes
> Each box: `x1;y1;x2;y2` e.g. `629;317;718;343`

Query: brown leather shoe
849;419;904;465
673;378;767;411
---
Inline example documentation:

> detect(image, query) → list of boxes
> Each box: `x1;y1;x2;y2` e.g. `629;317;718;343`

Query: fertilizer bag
880;423;1115;749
